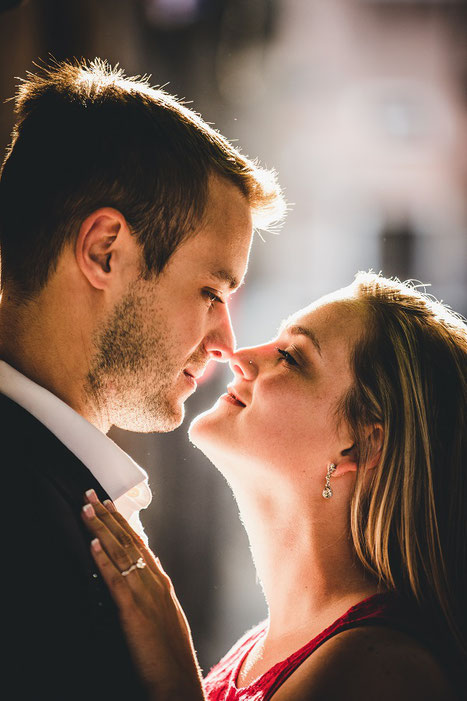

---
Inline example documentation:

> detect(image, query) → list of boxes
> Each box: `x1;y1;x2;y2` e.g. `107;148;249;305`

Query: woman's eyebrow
287;325;322;357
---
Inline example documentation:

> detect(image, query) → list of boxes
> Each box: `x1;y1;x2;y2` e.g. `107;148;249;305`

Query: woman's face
189;290;365;483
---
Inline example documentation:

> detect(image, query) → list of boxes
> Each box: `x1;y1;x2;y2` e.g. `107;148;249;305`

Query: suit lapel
0;391;111;507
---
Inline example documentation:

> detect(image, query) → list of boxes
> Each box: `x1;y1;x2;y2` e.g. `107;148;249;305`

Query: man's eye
276;347;298;367
204;290;224;306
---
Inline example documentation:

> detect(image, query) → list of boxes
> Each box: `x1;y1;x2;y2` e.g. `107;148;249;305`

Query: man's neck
0;295;111;433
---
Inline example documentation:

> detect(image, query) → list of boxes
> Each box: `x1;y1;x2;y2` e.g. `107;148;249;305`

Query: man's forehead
185;215;253;291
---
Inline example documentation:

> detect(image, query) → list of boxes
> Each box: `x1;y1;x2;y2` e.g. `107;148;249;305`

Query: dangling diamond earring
322;463;336;499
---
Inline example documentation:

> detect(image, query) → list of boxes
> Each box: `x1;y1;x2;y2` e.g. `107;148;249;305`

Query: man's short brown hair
0;58;285;298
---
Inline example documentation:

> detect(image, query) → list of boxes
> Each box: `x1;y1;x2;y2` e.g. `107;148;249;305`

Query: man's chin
148;404;185;433
113;401;185;433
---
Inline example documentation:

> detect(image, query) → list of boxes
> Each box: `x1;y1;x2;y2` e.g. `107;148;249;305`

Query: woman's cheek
264;391;311;442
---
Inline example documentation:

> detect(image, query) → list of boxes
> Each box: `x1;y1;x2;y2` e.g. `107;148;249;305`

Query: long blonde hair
339;272;467;674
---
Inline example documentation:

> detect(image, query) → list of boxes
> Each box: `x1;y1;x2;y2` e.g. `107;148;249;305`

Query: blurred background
1;0;466;673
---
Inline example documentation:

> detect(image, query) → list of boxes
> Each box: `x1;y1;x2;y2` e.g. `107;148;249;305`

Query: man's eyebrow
286;324;322;356
210;269;242;290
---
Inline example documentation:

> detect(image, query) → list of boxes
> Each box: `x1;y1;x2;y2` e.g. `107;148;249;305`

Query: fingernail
83;503;95;519
91;538;102;552
103;499;116;512
85;489;98;504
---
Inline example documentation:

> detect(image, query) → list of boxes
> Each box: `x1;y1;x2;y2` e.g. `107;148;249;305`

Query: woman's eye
276;347;298;367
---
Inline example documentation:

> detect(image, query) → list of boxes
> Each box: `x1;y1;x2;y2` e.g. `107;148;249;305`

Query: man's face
87;175;253;433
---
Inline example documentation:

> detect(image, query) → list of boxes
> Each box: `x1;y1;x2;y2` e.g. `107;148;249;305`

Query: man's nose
204;305;236;361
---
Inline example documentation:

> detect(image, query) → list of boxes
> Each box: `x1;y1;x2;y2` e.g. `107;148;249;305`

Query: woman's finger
82;503;146;582
84;490;163;578
84;490;139;549
89;537;136;612
104;504;148;550
81;502;169;614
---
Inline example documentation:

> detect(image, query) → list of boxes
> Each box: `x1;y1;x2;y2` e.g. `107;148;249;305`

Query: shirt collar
0;360;152;509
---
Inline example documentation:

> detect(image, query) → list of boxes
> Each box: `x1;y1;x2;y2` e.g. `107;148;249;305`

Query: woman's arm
81;490;206;701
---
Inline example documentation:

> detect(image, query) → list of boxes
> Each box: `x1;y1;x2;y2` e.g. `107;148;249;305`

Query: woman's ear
75;207;139;291
366;423;384;469
334;423;384;476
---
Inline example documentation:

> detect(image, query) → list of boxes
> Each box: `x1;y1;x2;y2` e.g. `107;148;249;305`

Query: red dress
204;592;437;701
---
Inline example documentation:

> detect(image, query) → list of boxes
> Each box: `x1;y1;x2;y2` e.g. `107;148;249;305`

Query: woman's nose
229;348;258;380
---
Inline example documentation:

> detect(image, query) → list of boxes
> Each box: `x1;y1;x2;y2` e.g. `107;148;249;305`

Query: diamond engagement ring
120;557;146;577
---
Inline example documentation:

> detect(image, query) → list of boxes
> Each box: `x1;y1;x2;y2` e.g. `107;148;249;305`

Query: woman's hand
82;490;206;701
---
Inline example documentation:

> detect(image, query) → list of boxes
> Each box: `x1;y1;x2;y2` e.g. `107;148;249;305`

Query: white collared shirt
0;360;152;542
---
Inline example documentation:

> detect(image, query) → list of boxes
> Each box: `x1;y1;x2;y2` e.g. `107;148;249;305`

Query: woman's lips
221;393;245;407
223;387;246;407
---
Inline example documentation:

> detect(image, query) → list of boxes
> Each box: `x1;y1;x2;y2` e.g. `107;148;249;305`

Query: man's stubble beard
85;280;183;433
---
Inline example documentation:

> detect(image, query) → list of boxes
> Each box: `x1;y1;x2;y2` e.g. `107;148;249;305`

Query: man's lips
184;366;208;381
183;365;210;391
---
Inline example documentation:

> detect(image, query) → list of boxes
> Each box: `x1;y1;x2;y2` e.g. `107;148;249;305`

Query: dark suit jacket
2;392;149;700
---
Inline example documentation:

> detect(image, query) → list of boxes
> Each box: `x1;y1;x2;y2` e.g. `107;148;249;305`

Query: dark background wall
1;0;466;673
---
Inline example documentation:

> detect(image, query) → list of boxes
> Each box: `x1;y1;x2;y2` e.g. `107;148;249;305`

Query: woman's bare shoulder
272;625;457;701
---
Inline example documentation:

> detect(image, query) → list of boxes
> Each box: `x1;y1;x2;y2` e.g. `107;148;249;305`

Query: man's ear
75;207;139;291
334;424;384;477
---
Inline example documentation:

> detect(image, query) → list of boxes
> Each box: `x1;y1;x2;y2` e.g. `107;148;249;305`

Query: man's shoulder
0;392;58;493
0;392;104;489
0;391;59;452
0;405;144;697
0;391;110;553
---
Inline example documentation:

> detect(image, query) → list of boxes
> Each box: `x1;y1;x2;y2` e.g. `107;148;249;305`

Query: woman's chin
188;405;217;447
188;399;233;456
187;413;204;446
